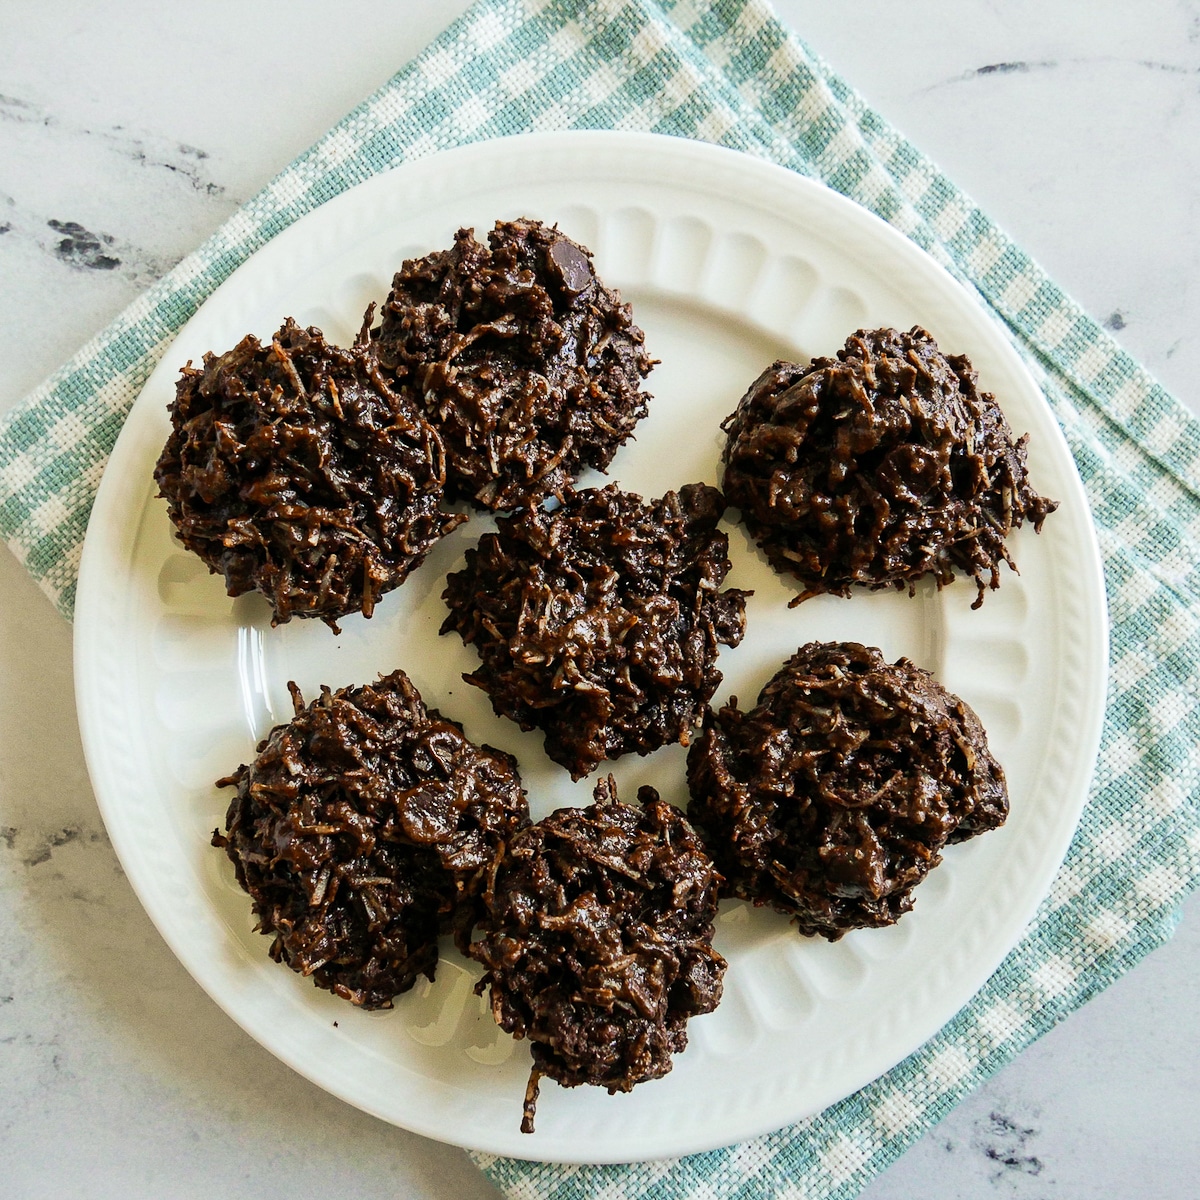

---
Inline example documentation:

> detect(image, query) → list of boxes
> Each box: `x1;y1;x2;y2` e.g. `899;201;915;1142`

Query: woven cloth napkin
3;1;1198;1196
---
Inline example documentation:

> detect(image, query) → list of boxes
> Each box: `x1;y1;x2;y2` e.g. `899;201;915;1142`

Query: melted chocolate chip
546;234;594;296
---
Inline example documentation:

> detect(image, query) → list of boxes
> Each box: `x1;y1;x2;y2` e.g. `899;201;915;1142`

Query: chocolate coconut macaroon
156;317;464;630
374;218;655;511
686;641;1008;940
470;776;726;1133
441;482;749;780
721;326;1057;608
214;669;530;1008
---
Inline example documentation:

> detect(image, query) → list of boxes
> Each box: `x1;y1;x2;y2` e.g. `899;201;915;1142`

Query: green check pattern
3;2;1198;1197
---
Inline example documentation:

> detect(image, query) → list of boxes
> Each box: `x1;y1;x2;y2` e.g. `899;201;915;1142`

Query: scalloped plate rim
74;131;1108;1164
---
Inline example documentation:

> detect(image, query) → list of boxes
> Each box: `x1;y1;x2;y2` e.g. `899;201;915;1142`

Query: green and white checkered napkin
3;0;1198;1196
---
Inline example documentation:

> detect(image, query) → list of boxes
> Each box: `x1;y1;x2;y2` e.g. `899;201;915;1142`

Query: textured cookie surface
214;669;529;1008
686;641;1008;939
156;319;462;628
470;777;726;1132
375;218;654;511
721;326;1057;606
441;482;748;779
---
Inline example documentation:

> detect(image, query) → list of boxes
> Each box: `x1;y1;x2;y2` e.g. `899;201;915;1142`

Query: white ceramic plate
75;131;1107;1164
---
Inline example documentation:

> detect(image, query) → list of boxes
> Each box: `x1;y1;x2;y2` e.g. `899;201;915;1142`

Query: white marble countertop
1;2;1197;1196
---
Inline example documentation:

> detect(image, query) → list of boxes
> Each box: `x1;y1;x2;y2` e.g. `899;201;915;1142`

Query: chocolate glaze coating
441;482;749;779
469;777;726;1133
374;219;654;511
155;318;464;629
686;642;1008;939
214;669;529;1009
721;326;1057;607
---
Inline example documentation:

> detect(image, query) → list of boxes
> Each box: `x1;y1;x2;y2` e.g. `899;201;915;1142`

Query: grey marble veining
0;88;238;404
0;0;477;409
1;2;1198;1198
790;0;1200;414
